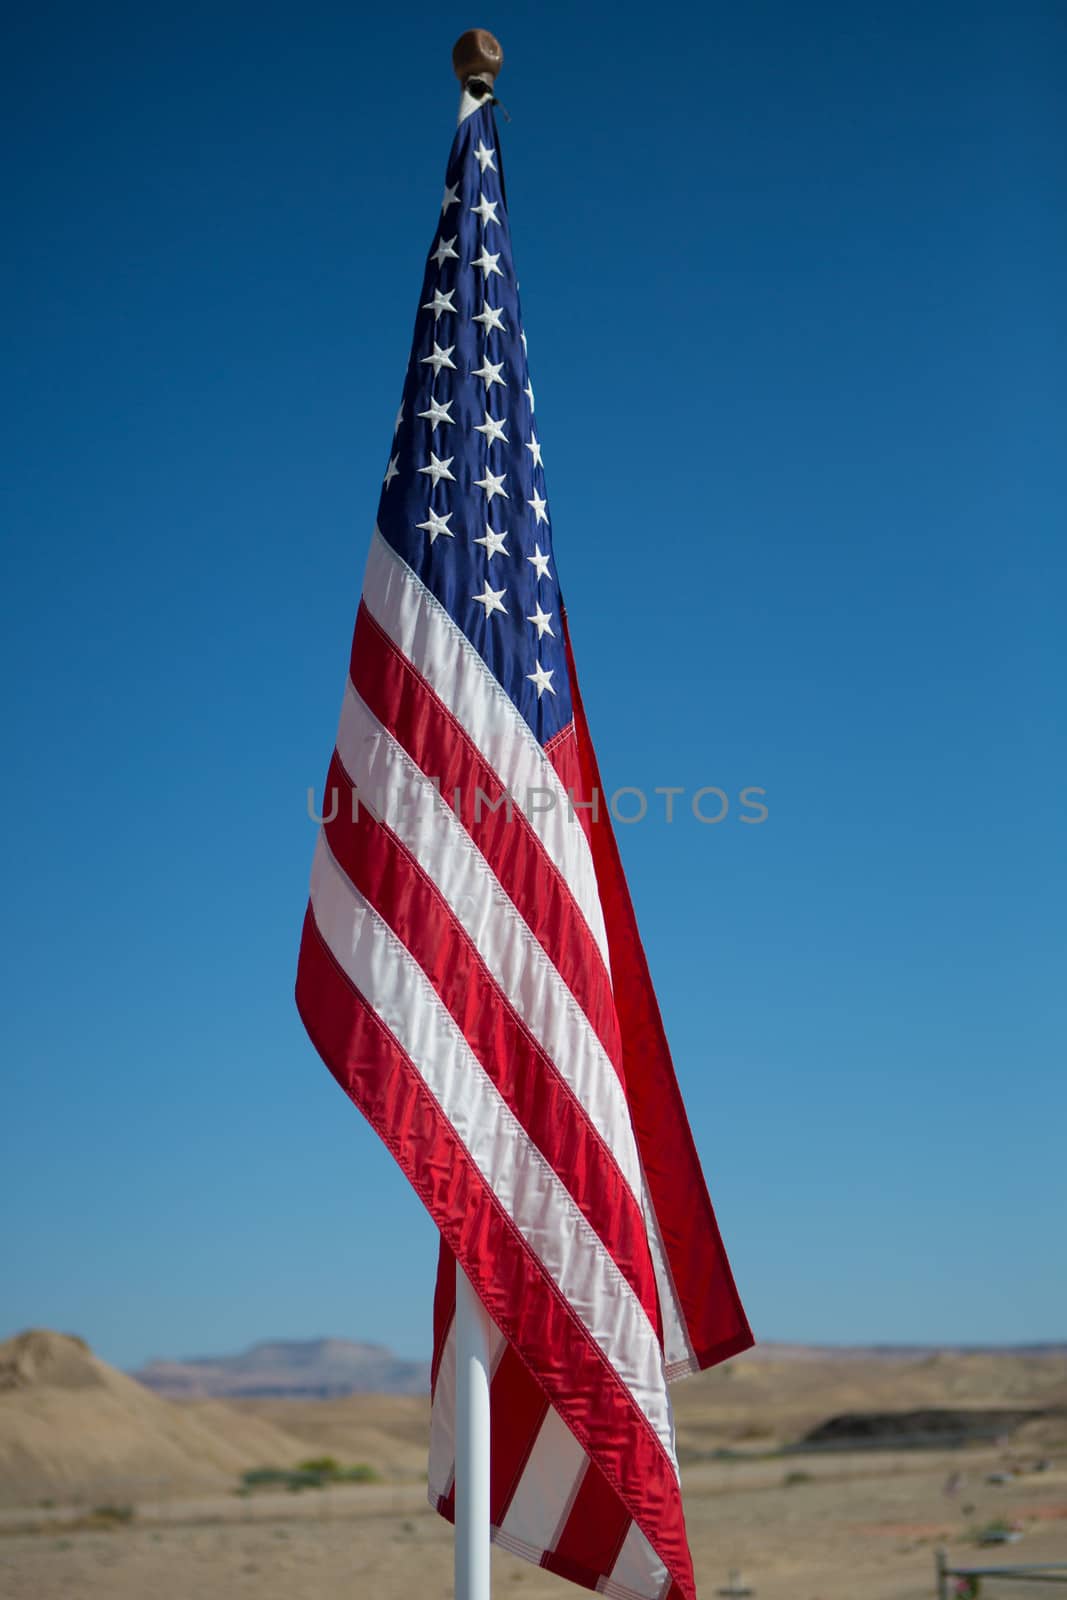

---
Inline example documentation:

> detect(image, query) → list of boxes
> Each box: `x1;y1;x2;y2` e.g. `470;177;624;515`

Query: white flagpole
449;31;504;1600
455;1262;492;1600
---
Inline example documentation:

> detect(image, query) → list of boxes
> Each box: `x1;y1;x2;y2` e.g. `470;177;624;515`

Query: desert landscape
1;1329;1065;1600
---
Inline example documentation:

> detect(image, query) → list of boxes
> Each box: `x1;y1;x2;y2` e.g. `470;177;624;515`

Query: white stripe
427;1315;507;1500
427;1321;458;1497
641;1182;697;1378
498;1402;587;1551
606;1520;670;1600
334;681;646;1206
361;527;611;975
309;833;678;1473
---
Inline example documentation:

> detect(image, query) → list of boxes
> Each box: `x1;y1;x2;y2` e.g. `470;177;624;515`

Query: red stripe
545;1457;631;1587
545;723;594;849
488;1345;550;1525
350;603;624;1074
295;909;696;1600
431;1240;456;1396
320;751;660;1327
432;1237;458;1521
432;1251;552;1529
560;609;754;1370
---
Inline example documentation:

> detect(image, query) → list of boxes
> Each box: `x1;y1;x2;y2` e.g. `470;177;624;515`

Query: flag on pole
295;85;753;1600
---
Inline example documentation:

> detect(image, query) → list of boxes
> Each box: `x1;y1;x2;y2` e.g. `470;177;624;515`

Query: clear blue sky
2;0;1064;1370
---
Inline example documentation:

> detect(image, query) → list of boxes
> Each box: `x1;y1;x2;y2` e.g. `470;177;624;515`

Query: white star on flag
431;234;458;267
525;432;543;467
415;508;454;544
472;301;507;334
419;452;456;487
473;138;497;173
383;454;399;488
441;182;460;212
528;490;549;524
527;543;552;581
474;525;509;560
526;660;556;697
526;603;554;639
418;397;454;431
475;468;508;502
422;342;456;375
472;581;508;618
422;288;456;321
471;247;503;278
471;356;505;390
474;411;508;446
470;192;500;228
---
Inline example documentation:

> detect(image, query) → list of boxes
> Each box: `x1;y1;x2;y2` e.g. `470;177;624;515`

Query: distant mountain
130;1338;431;1399
129;1337;1067;1400
0;1329;315;1507
742;1341;1067;1362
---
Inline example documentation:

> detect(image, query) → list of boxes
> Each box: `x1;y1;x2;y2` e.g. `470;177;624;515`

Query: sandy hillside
234;1344;1067;1468
670;1346;1067;1456
2;1332;1065;1600
0;1330;316;1508
227;1391;431;1481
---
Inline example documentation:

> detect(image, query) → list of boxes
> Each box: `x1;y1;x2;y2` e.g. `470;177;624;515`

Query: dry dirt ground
2;1332;1066;1600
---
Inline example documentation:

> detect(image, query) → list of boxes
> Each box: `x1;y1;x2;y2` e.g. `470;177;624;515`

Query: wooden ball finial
452;28;503;89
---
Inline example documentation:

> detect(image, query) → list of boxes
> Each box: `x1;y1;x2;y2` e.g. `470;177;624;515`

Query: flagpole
449;30;502;1600
455;1262;492;1600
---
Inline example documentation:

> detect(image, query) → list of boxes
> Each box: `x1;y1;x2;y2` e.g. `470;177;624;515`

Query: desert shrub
783;1471;813;1487
241;1467;292;1489
970;1519;1021;1546
241;1460;382;1492
336;1464;381;1484
91;1505;135;1525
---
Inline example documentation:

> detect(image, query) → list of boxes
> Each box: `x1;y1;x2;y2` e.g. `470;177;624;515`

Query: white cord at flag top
455;1263;492;1600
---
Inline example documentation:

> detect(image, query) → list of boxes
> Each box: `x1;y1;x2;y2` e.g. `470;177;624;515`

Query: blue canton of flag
376;103;570;746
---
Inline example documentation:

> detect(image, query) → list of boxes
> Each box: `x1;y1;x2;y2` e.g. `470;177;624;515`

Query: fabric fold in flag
296;94;753;1600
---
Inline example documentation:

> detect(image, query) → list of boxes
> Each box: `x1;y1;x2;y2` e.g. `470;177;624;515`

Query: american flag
295;95;752;1600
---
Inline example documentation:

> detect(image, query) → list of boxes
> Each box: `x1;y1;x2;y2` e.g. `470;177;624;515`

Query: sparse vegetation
783;1470;814;1487
240;1460;382;1493
969;1518;1022;1546
89;1504;135;1526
